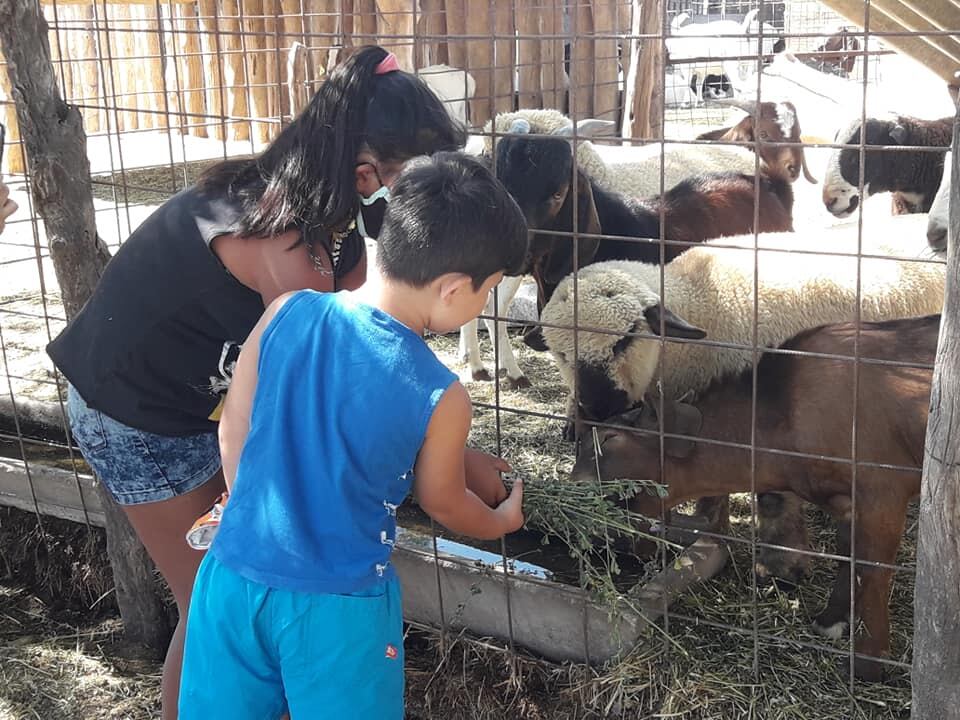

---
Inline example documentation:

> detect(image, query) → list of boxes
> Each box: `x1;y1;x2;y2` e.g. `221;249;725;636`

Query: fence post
912;105;960;720
0;0;172;656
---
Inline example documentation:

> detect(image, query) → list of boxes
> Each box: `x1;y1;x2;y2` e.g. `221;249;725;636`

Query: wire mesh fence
1;0;958;716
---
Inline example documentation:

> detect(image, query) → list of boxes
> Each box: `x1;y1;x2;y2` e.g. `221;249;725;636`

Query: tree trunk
628;0;663;141
0;0;171;656
912;106;960;720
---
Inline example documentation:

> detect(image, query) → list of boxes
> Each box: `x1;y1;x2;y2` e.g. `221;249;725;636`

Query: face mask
355;184;391;240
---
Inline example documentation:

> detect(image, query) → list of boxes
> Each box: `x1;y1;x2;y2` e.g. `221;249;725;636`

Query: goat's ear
541;170;601;284
889;123;909;144
643;303;706;339
695;126;730;142
783;101;819;184
664;401;703;459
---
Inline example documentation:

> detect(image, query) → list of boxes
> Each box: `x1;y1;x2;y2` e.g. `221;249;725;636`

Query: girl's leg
122;475;226;720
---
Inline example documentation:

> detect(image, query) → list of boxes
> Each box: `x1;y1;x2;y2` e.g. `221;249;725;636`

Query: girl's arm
413;382;523;540
218;292;294;489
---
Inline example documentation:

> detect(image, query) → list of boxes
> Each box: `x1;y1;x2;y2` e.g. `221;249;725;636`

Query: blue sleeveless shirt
211;290;457;594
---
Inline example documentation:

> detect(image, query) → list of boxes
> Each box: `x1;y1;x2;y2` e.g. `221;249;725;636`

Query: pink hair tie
375;52;401;75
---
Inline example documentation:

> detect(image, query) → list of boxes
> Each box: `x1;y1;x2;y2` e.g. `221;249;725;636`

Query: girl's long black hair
198;45;466;248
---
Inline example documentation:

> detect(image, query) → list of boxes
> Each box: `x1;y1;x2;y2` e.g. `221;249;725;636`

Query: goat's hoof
506;375;532;390
756;547;811;587
812;615;849;640
471;369;493;382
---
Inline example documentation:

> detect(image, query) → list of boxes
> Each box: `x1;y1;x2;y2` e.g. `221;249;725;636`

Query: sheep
568;314;938;681
418;64;476;127
461;108;786;386
695;98;817;183
927;151;952;255
822;113;953;218
538;216;943;427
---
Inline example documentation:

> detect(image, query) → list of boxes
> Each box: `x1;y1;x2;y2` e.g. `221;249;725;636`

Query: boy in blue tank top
179;151;529;719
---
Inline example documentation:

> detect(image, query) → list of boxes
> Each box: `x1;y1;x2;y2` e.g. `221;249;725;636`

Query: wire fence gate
1;0;959;717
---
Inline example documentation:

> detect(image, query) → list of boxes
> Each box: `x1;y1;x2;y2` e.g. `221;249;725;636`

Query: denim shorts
180;553;404;720
67;385;222;505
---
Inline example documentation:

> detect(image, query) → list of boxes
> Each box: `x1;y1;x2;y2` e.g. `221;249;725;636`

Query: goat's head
494;117;614;289
702;99;816;183
568;393;704;518
927;150;952;255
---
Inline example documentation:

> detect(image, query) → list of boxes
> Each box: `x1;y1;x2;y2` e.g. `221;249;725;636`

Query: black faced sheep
569;314;938;681
822;113;953;217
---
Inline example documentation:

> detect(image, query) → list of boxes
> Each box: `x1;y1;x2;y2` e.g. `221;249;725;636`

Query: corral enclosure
1;0;959;717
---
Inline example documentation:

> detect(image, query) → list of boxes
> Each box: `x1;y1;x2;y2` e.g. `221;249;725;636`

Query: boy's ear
437;272;474;302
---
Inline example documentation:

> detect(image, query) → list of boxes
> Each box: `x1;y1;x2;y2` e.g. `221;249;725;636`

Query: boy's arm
414;382;523;541
218;292;294;490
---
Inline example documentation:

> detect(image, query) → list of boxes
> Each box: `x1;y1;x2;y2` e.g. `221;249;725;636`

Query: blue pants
179;553;404;719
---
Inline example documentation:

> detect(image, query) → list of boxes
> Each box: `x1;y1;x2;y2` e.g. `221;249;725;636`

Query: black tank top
47;185;364;436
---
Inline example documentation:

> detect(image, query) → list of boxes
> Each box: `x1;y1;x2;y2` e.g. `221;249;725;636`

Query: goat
696;98;817;183
569;314;938;681
927;150;952;255
807;27;861;77
823;113;953;218
418;64;476;127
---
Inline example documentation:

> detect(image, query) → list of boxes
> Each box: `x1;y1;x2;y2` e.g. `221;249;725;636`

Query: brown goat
696;99;817;184
569;315;937;680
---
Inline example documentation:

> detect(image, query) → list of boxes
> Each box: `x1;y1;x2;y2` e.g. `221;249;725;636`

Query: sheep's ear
889;123;908;144
643;303;706;339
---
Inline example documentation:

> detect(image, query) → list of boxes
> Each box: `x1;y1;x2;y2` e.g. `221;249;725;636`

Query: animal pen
1;0;959;717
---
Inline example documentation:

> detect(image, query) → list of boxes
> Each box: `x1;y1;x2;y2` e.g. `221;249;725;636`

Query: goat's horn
717;97;759;114
800;145;818;184
509;118;531;134
741;8;760;30
575;119;618;138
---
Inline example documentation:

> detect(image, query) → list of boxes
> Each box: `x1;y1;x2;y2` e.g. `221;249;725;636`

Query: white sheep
539;214;944;422
460;108;764;386
419;64;476;127
927;151;953;255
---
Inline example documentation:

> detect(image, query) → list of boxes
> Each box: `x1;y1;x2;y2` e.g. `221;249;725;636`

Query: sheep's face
823;116;905;217
927;151;952;256
541;267;705;423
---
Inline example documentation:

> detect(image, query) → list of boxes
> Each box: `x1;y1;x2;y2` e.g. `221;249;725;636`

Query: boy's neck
356;270;431;336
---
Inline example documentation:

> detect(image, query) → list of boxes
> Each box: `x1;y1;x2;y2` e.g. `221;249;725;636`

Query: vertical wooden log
178;3;207;137
262;0;279;125
492;0;513;114
306;0;338;84
540;0;563;110
46;6;75;107
463;0;492;125
354;0;377;45
197;0;226;140
628;0;662;140
417;0;445;67
279;0;303;117
569;0;595;118
0;59;25;173
0;0;172;656
76;5;101;134
376;0;415;71
143;5;168;130
114;6;139;131
287;40;307;117
244;0;270;143
444;0;465;69
592;0;620;121
912;113;960;720
219;0;250;141
515;0;540;108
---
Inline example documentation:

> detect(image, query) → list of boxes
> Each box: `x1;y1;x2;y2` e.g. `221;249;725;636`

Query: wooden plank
540;0;564;110
0;458;105;527
76;5;102;134
376;0;415;71
262;0;279;122
491;0;512;114
592;0;621;122
515;0;541;108
628;0;662;140
464;0;493;125
243;0;270;142
416;0;445;66
569;0;596;118
143;4;167;129
1;48;26;172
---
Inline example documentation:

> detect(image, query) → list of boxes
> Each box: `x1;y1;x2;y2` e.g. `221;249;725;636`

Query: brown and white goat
569;314;937;680
696;99;818;184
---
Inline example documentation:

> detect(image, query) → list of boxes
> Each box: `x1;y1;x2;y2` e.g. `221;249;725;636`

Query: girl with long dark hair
47;46;508;719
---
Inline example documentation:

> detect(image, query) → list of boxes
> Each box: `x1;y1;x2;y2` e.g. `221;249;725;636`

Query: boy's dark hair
198;45;466;253
376;152;529;289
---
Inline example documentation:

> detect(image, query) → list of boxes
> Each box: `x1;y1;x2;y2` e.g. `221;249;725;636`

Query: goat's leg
482;275;530;389
459;319;493;382
755;492;812;587
813;515;852;639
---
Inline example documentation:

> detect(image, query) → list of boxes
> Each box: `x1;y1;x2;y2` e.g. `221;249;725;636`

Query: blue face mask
356;184;391;239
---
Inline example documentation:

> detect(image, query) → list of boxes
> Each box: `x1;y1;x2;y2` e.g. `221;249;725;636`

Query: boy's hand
463;448;510;507
0;182;18;235
495;479;524;534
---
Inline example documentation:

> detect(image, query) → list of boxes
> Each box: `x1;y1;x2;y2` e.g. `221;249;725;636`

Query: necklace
307;219;356;275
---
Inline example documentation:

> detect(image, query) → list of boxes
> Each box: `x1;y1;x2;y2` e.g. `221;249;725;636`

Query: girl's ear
355;162;381;197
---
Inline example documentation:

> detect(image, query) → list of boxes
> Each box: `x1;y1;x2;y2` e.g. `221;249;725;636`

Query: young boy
178;151;529;719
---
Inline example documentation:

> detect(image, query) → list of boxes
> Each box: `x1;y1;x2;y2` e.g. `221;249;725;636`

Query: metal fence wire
1;0;958;716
